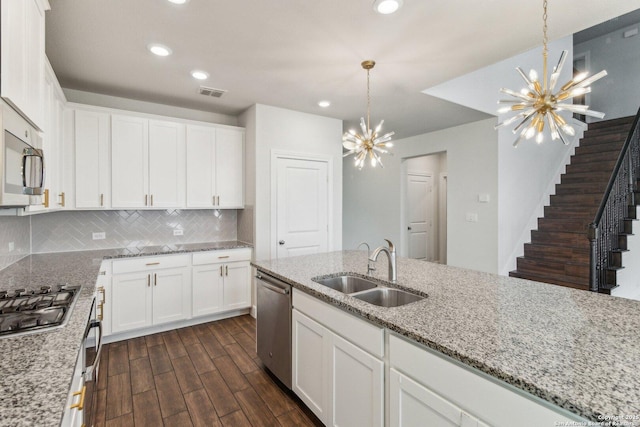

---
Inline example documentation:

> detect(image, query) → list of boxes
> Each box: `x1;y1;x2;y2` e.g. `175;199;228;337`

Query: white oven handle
84;319;103;382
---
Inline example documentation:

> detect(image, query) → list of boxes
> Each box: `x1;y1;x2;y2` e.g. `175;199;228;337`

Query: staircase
510;116;636;292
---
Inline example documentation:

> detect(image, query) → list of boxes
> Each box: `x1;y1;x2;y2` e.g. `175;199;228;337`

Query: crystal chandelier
343;60;394;169
496;0;607;147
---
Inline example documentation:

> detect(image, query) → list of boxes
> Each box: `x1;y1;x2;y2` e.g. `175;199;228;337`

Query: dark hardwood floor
94;315;322;427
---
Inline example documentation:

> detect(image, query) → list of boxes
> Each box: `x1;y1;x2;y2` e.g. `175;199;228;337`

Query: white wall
574;21;640;122
245;104;343;262
343;119;498;274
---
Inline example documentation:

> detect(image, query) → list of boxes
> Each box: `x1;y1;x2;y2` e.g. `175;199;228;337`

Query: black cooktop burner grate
0;285;80;337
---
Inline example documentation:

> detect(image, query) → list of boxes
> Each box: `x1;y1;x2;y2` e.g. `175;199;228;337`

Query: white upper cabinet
148;120;185;208
74;109;110;208
0;0;46;129
215;128;244;208
111;115;149;208
186;125;244;208
111;116;185;209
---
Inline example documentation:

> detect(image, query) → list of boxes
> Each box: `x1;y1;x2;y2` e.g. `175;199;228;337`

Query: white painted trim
102;308;251;344
439;172;448;265
269;150;334;259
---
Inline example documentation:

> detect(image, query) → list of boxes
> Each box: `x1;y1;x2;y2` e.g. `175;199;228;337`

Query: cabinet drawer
192;248;251;265
112;254;189;274
293;289;384;358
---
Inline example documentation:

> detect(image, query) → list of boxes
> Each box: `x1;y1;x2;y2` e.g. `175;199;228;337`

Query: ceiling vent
198;86;227;98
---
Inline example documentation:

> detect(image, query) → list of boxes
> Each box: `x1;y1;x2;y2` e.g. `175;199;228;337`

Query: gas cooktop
0;285;81;338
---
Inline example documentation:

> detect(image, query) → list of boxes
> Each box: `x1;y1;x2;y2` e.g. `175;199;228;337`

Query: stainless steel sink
313;275;379;293
352;288;425;307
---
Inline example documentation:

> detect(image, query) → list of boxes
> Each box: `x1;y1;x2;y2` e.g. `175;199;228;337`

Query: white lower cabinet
192;248;252;316
61;346;85;427
111;255;190;334
292;290;384;427
390;368;487;427
389;334;577;427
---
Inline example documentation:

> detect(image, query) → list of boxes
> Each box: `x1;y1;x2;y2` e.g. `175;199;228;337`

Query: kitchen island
252;250;640;425
0;240;250;427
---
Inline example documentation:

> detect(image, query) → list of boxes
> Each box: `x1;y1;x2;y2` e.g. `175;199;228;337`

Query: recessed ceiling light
148;44;172;57
373;0;403;14
167;0;189;4
318;100;331;108
191;70;209;80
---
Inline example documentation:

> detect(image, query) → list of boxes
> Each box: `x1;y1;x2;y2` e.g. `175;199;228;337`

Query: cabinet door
222;261;251;310
186;125;215;208
215;128;244;208
152;267;190;325
292;309;331;423
111;272;152;333
149;120;185;208
24;0;44;129
96;262;111;337
192;264;224;317
111;115;148;208
390;368;463;427
75;110;110;208
332;334;384;427
0;0;27;114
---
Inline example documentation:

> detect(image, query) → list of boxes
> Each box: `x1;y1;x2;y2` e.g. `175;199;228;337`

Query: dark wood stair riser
565;160;617;174
554;183;607;195
549;194;604;207
610;250;626;268
569;150;621;164
523;244;590;264
509;271;589;291
530;230;590;247
561;171;614;184
516;258;589;280
573;143;624;156
537;218;590;233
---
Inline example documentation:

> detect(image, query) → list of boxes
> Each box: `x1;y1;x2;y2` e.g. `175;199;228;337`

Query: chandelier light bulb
495;0;607;147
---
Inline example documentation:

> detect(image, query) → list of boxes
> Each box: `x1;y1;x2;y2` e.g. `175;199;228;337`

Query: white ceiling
45;0;640;139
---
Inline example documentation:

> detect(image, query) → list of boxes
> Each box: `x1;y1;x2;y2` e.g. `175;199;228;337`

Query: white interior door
276;157;329;259
407;173;433;260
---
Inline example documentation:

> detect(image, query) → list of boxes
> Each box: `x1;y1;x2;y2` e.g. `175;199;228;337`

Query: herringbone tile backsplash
0;216;30;270
31;209;237;253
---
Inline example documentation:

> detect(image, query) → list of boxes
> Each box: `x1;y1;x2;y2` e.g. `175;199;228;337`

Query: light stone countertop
0;241;251;427
251;250;640;423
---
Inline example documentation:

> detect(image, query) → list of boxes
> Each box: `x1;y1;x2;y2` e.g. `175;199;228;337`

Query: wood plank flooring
94;315;322;427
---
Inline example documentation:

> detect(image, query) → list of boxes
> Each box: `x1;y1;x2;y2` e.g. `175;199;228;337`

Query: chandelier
342;60;394;169
496;0;607;147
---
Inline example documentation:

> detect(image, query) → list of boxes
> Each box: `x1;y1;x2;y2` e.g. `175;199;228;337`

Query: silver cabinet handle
147;274;150;287
100;193;104;206
150;194;154;206
225;265;228;276
145;195;148;206
279;240;285;245
154;273;157;286
220;265;223;277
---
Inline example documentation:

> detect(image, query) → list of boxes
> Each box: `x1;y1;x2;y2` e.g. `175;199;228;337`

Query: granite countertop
0;240;251;427
252;250;640;423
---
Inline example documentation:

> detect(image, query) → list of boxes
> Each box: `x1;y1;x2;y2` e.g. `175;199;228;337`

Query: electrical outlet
173;229;184;236
8;242;14;252
92;232;106;240
466;213;478;222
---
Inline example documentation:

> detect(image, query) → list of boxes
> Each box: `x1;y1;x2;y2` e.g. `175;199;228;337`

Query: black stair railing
588;106;640;292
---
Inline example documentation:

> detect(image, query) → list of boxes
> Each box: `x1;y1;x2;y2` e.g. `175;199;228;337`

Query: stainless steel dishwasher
256;271;292;389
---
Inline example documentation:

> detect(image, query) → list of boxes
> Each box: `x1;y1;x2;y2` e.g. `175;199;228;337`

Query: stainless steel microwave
0;101;44;207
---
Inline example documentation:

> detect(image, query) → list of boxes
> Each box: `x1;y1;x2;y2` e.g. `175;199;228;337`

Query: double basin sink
312;274;425;307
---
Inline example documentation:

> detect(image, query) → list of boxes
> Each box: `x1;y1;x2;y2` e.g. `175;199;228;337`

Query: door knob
279;240;285;245
408;226;412;230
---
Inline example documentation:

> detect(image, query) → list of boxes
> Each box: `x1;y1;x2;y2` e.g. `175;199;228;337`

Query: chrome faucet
370;239;397;283
357;242;375;275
